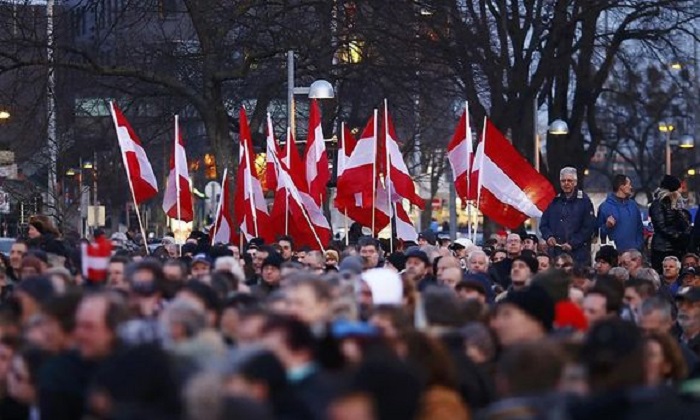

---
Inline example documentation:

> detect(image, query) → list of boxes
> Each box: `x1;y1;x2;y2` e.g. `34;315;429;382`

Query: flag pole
384;100;394;253
243;136;259;238
110;101;150;255
341;123;349;247
285;127;291;236
296;195;327;253
464;102;472;243
475;117;487;238
210;168;227;246
174;115;182;255
371;109;378;236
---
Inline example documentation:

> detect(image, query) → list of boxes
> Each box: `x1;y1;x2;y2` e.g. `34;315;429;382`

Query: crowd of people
0;169;700;419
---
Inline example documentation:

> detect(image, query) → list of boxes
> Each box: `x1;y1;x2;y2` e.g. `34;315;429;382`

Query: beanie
660;175;681;192
501;285;555;331
513;254;538;275
261;253;283;270
386;252;407;272
595;245;618;266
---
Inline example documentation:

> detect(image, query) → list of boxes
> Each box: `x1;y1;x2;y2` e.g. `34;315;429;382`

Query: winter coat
540;190;596;266
649;197;690;253
597;193;644;251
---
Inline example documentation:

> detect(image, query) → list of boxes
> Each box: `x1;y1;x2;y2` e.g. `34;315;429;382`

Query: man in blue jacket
540;167;597;266
597;174;644;252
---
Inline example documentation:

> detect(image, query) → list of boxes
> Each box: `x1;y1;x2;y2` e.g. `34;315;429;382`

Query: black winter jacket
649;197;690;253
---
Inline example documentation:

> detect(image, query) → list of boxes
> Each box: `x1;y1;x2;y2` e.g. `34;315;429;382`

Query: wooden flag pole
384;100;394;253
371;109;378;236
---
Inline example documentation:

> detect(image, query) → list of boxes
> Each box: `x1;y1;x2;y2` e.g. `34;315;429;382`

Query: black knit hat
386;252;407;272
261;253;283;270
595;245;618;266
513;253;539;275
500;285;555;331
660;175;681;192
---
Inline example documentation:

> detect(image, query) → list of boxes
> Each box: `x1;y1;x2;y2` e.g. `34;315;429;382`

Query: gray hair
662;256;681;270
560;167;578;180
640;296;673;321
213;256;245;286
467;250;489;266
608;267;629;282
162;298;207;339
623;249;644;263
635;267;661;289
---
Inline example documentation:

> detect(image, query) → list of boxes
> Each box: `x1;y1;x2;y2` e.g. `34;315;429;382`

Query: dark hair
587;285;622;315
371;305;414;338
645;332;687;382
612;174;629;192
497;340;564;397
125;258;166;293
18;346;51;386
210;271;237;300
163;258;188;277
224;294;262;311
108;255;130;266
357;236;379;251
261;315;316;353
403;331;458;389
277;235;294;249
288;274;332;302
42;293;83;334
624;278;656;300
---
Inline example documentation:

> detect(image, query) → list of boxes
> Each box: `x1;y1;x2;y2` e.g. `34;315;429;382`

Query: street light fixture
0;111;10;120
287;50;335;136
548;119;569;135
679;134;694;148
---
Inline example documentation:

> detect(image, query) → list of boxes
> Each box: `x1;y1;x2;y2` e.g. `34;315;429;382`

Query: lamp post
533;108;569;172
659;122;694;175
287;50;335;136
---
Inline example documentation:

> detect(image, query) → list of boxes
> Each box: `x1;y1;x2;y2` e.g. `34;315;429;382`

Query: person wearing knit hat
15;275;55;324
385;252;407;272
510;254;538;291
491;285;555;347
649;173;691;272
594;245;618;276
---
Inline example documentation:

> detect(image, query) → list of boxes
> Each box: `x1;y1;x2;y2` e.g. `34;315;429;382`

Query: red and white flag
381;103;424;209
265;115;282;192
269;145;331;250
395;203;418;242
162;115;194;221
81;235;112;282
470;118;556;228
447;103;476;201
211;169;234;245
335;112;378;211
109;102;158;203
304;99;330;205
337;122;358;177
235;107;274;243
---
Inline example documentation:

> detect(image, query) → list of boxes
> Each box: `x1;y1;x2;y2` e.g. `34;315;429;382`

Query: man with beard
676;287;700;356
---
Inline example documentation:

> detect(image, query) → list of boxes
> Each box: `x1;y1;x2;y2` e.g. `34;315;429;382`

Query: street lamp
660;122;695;175
0;111;10;120
287;50;334;136
548;119;569;135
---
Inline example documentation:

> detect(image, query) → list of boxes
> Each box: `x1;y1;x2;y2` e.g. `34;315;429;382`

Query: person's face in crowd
236;315;267;346
9;243;27;271
15;291;40;323
328;393;375;420
359;245;379;270
468;254;489;274
369;313;400;342
437;256;460;279
457;287;486;304
560;173;577;195
571;275;594;293
219;307;240;342
683;256;699;269
594;259;612;276
357;281;374;315
190;261;210;280
303;254;325;274
75;297;114;360
510;260;532;290
505;235;522;257
163;264;185;283
623;287;643;313
554;257;573;272
287;284;329;325
261;264;281;286
278;240;293;261
619;177;633;198
683;274;700;288
40;314;71;354
405;257;428;280
677;300;700;336
441;267;463;289
228;246;240;260
644;338;671;387
253;250;269;274
7;356;35;404
27;224;41;239
107;262;127;290
639;309;674;335
492;250;507;264
522;238;536;251
583;293;609;326
0;342;13;385
662;259;680;280
295;250;307;261
20;265;39;279
537;255;551;272
491;304;546;346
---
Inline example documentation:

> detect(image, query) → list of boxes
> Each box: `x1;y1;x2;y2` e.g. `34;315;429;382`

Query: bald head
441;267;463;289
